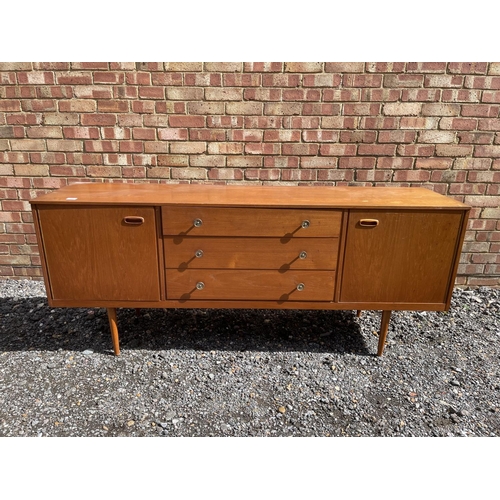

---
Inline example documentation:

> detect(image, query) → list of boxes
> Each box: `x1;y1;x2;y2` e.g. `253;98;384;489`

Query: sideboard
30;183;470;356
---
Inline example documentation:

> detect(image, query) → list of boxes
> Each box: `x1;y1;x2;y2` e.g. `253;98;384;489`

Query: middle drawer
164;237;339;270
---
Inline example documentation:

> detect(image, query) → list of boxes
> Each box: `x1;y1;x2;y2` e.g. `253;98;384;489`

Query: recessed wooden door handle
359;219;379;227
123;216;144;225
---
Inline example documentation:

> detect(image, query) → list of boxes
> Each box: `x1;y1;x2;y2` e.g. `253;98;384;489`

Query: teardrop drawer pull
123;216;144;225
196;282;205;290
193;218;203;227
359;219;379;227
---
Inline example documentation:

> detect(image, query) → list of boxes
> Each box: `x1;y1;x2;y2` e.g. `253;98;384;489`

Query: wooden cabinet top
30;183;469;210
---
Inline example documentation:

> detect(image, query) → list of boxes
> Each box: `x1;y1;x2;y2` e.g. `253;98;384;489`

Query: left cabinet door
37;205;160;302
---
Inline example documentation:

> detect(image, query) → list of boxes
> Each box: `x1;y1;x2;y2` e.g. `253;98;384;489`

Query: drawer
162;206;342;237
164;237;339;270
166;269;335;301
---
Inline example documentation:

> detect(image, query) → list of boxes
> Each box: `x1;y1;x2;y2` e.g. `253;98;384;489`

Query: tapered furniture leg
356;310;362;317
377;310;392;356
107;308;120;356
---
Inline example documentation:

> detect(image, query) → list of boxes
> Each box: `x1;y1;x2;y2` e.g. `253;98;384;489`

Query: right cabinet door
339;210;464;305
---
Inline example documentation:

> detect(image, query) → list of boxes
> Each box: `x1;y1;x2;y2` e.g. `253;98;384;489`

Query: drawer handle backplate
359;219;379;227
123;216;144;225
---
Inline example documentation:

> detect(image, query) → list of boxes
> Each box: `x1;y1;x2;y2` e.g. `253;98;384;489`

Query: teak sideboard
30;183;470;356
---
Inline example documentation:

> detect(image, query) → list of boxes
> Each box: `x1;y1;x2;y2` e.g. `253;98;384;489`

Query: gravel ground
0;279;499;437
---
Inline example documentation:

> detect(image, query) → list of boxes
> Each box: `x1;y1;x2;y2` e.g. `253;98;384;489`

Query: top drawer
162;207;342;237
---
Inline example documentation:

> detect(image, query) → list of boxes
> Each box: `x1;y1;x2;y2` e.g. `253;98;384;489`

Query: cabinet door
38;205;160;302
340;210;463;305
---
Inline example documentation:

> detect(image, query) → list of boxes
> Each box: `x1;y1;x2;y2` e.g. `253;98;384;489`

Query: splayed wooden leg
356;310;362;317
107;307;120;356
377;310;392;356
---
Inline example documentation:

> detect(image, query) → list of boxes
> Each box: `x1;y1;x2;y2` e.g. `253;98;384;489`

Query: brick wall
0;62;499;286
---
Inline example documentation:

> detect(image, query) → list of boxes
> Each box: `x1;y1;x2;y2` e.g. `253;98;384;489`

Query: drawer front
166;269;335;301
164;237;339;270
162;206;342;237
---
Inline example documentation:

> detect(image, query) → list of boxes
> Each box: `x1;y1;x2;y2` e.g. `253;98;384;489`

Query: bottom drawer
166;269;335;301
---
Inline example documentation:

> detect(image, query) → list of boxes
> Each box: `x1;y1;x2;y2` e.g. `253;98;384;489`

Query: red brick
454;158;491;170
284;117;320;128
6;113;43;125
264;130;301;142
439;118;477;130
21;99;57;112
227;156;263;167
29;152;65;164
281;169;317;181
157;155;189;167
361;88;401;102
465;76;500;89
339;157;376;169
168;116;205;128
59;100;96;112
359;117;398;129
208;168;243;180
171;167;207;179
73;85;113;99
424;75;464;87
131;101;156;114
119;141;143;153
63;126;99;139
435;145;473;156
49;165;85;176
478;118;500;130
55;72;93;85
157;128;189;141
0;100;20;112
462;104;500;117
93;72;125;84
264;157;299;168
421;103;461;116
399;117;438;129
97;100;129;113
229;129;263;142
81;114;116;126
87;166;122;177
300;157;338;168
132;128;156;141
191;155;226;167
244;168;280;181
283;89;321;101
393;170;431;182
138;86;165;99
